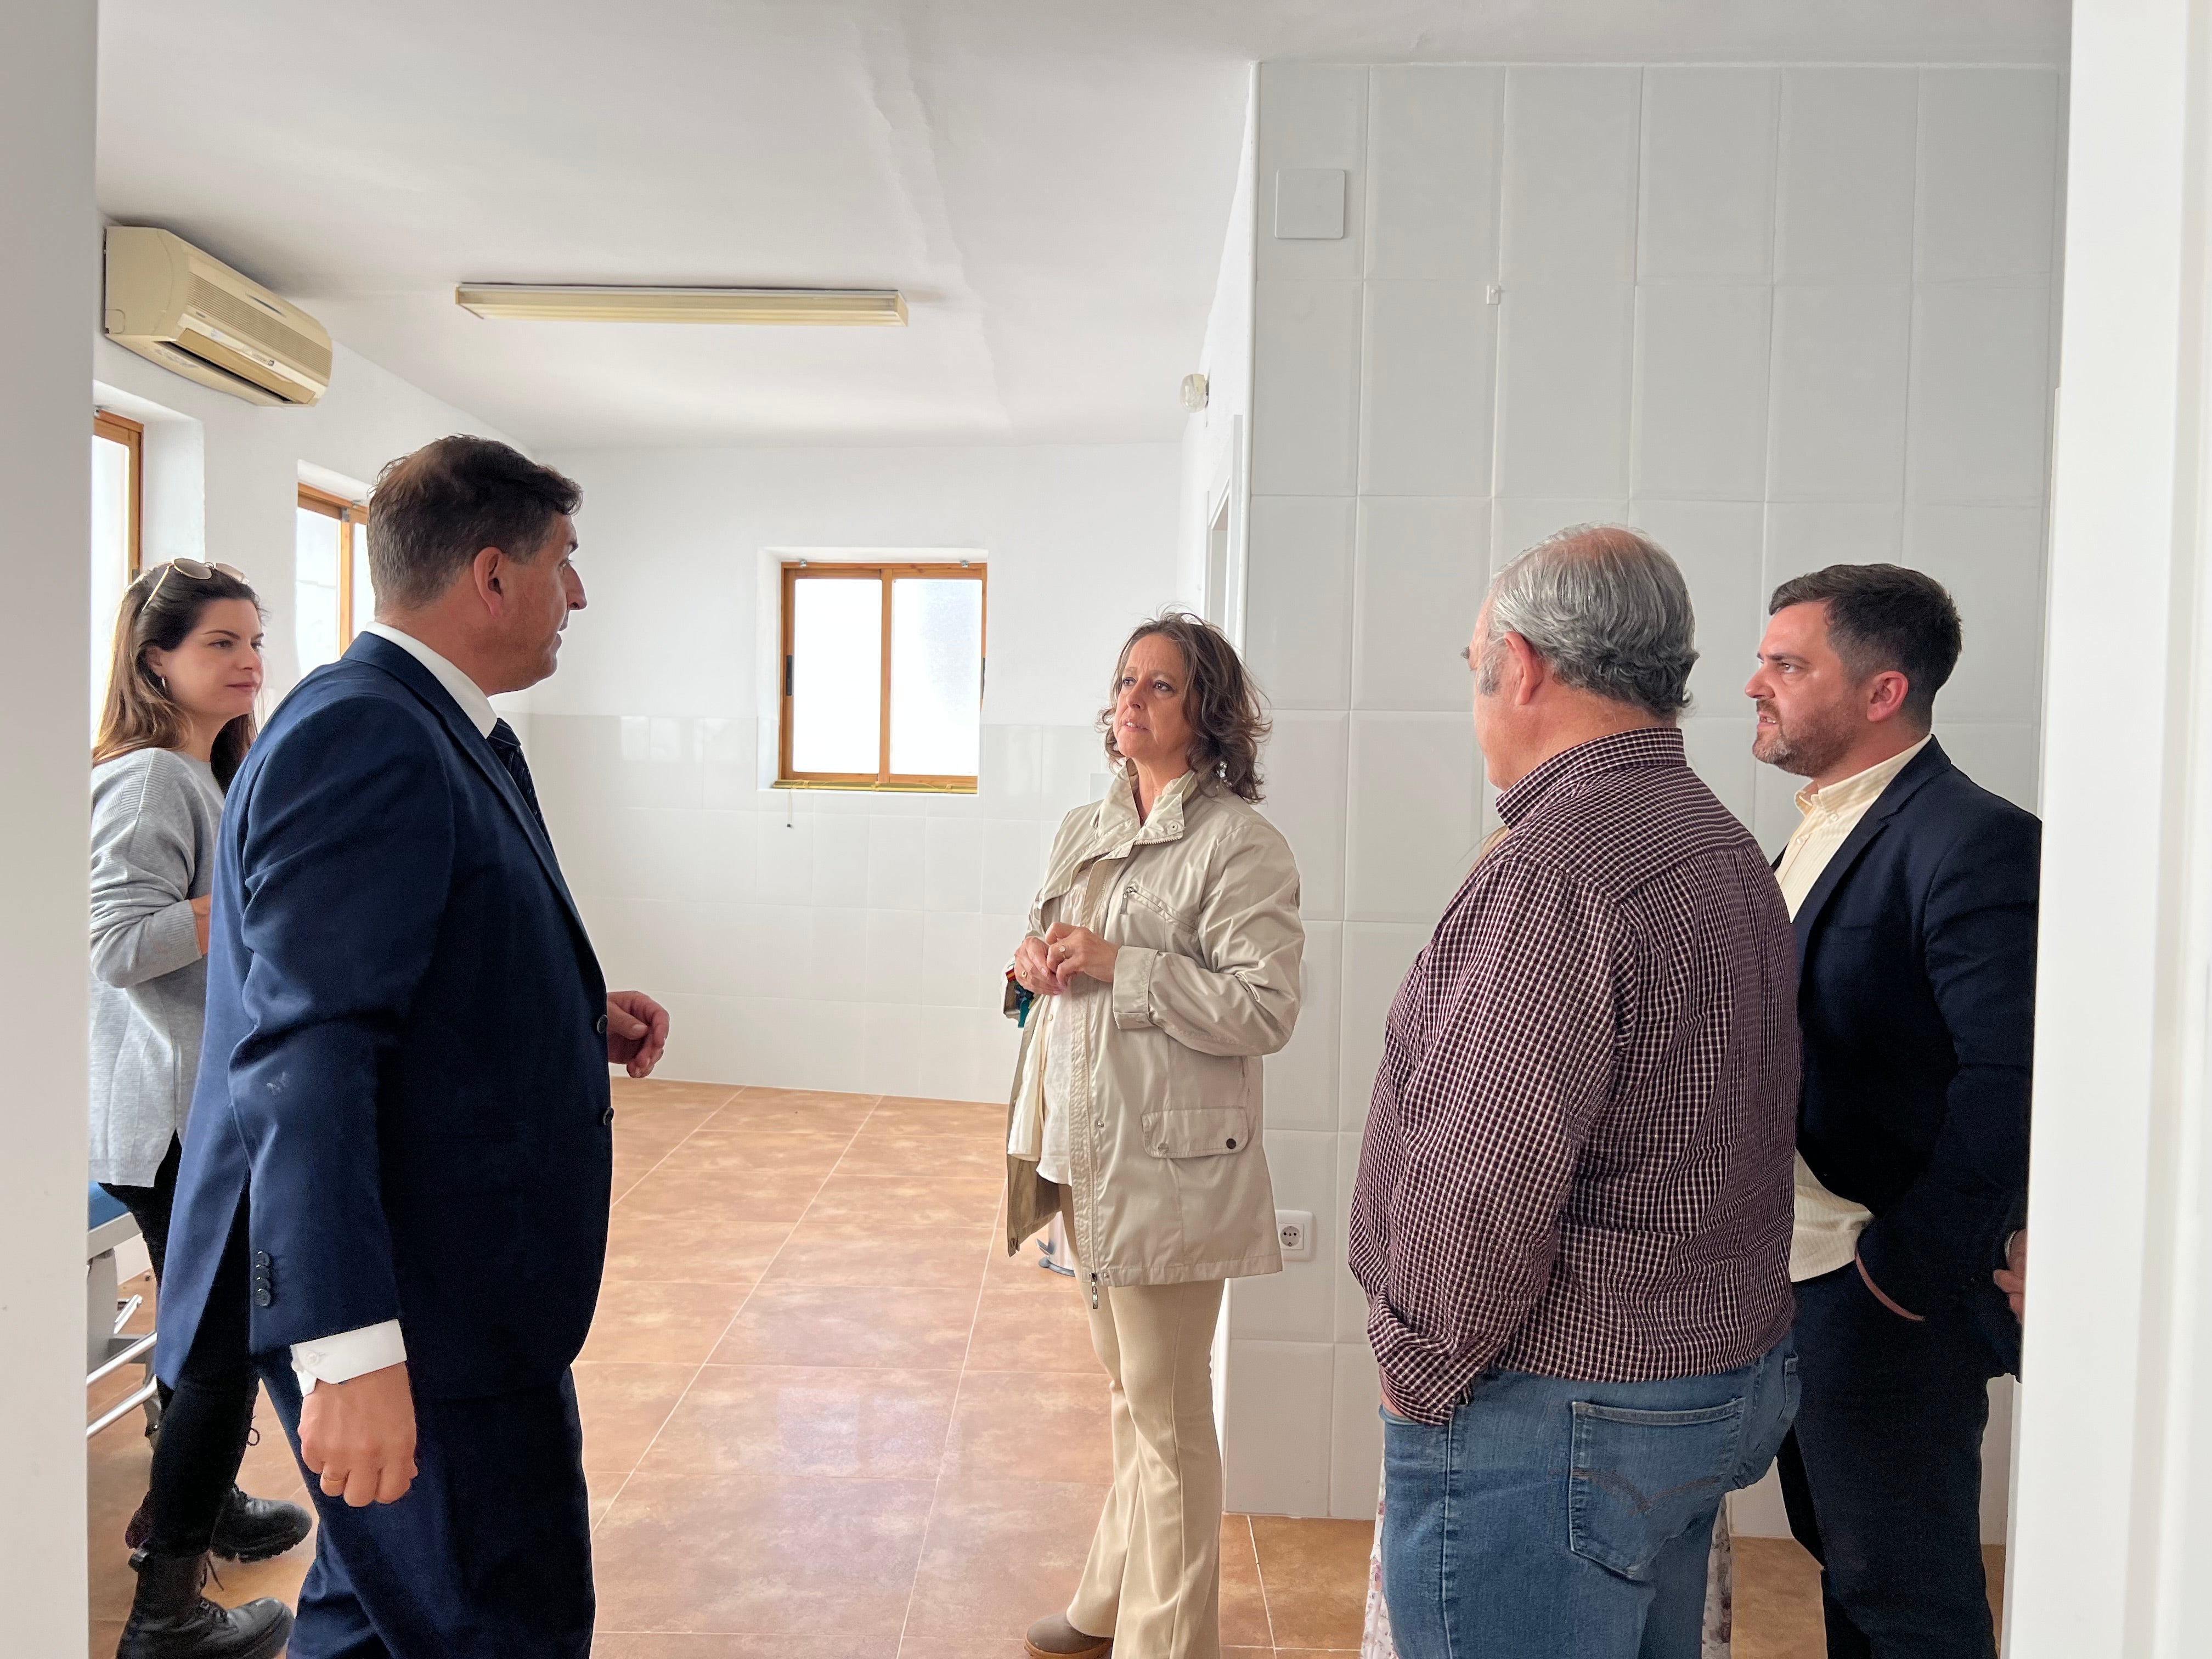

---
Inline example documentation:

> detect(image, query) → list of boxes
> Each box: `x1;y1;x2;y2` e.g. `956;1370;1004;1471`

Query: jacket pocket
1566;1396;1743;1581
1139;1105;1252;1158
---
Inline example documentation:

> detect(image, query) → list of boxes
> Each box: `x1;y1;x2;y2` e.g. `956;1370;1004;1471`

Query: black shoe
210;1487;312;1564
119;1551;292;1659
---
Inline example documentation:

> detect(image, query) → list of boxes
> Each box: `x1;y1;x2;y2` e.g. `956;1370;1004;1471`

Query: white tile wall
1246;59;2061;1519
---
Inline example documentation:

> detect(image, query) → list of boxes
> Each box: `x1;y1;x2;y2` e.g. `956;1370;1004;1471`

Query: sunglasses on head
146;558;247;603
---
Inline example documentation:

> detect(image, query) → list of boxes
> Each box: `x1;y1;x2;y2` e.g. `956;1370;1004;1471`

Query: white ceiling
97;1;2069;449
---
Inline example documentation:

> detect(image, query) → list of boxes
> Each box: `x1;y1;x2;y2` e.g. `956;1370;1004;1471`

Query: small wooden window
296;484;372;674
92;412;143;579
778;561;986;792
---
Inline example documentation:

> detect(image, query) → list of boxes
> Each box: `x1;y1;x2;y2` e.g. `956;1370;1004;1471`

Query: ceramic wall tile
1268;920;1343;1132
1222;1340;1335;1516
1633;285;1772;502
1228;1130;1337;1343
1338;922;1434;1131
1917;69;2062;283
1763;502;1906;586
1494;282;1635;499
1345;714;1481;922
812;814;872;908
1775;69;1920;282
1906;284;2055;505
1501;66;1643;280
1257;63;1368;280
1261;711;1350;919
1359;282;1497;497
1625;498;1766;710
1638;68;1779;280
1767;285;1912;501
1254;281;1365;497
866;816;929;911
1903;503;2049;725
1491;499;1633;568
1329;1344;1385;1520
1929;722;2042;814
1365;66;1505;281
1353;496;1491;712
923;817;983;913
1246;495;1356;709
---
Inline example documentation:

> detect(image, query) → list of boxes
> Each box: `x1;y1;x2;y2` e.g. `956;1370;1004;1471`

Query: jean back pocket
1567;1396;1743;1582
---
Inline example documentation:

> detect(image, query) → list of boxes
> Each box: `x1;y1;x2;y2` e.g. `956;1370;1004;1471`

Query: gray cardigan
88;747;225;1186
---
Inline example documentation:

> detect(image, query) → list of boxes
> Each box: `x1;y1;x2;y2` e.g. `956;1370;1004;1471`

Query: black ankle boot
118;1551;293;1659
210;1486;313;1564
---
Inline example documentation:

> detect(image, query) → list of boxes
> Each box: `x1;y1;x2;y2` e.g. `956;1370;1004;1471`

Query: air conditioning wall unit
103;227;333;407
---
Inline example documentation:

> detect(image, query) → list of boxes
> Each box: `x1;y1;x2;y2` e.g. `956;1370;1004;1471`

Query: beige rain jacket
1003;766;1304;1289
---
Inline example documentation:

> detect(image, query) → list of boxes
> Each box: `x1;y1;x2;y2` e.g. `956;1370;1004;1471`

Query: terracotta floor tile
591;1469;934;1637
833;1135;1007;1179
90;1620;124;1658
982;1234;1077;1297
1219;1515;1273;1649
804;1172;1006;1229
602;1209;794;1284
612;1079;747;1112
666;1129;858;1175
898;1477;1110;1659
591;1635;896;1659
581;1279;756;1365
636;1364;960;1481
711;1284;979;1371
721;1090;880;1131
617;1166;828;1227
574;1362;701;1474
1250;1516;1375;1650
765;1219;995;1290
1732;1536;1825;1659
589;1469;629;1532
943;1370;1111;1488
965;1288;1098;1374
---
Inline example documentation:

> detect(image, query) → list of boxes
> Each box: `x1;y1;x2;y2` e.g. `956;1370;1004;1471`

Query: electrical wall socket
1277;1209;1316;1261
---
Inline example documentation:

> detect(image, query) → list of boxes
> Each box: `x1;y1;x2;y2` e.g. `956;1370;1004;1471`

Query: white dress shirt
292;624;499;1393
1774;736;1931;1282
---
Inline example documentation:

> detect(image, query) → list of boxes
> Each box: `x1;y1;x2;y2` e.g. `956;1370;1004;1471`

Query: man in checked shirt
1350;525;1801;1659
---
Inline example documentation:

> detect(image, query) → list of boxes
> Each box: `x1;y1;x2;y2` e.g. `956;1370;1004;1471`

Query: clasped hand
1013;923;1118;996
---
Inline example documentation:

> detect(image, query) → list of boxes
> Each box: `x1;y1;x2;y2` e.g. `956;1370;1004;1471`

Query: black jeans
101;1138;261;1556
1777;1265;2004;1659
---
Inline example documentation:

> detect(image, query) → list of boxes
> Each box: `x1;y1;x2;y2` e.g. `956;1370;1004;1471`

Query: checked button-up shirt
1348;726;1799;1425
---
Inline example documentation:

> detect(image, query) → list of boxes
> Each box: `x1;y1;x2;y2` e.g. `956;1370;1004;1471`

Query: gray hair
1478;524;1697;720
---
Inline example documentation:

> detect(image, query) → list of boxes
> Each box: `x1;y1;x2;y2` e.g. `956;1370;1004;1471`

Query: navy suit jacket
157;632;611;1400
1792;739;2038;1340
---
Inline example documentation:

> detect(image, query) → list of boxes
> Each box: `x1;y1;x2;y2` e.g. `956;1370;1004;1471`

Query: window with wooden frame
778;560;986;792
296;484;373;674
90;413;145;737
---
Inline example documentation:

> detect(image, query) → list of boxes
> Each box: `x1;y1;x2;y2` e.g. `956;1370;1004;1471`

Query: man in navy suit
1745;564;2036;1658
157;436;669;1657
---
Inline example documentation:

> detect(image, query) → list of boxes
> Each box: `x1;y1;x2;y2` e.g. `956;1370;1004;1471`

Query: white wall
92;326;521;704
1224;60;2063;1521
1;0;95;1636
528;443;1184;1103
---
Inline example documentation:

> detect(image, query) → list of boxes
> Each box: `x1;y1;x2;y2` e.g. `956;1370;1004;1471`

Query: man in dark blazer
1744;563;2036;1659
157;436;669;1657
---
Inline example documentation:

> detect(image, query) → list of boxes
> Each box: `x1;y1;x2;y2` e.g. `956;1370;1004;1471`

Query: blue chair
88;1182;161;1440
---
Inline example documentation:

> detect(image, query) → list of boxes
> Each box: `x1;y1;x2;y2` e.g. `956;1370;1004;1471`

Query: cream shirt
1775;736;1931;1282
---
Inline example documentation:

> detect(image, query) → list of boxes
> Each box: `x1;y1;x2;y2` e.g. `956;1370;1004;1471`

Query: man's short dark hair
1768;563;1963;728
367;436;582;610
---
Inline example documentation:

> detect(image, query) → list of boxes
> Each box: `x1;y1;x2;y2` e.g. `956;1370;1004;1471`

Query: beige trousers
1063;1229;1227;1659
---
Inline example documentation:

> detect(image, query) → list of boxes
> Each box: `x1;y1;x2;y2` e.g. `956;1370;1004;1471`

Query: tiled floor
88;1080;1998;1656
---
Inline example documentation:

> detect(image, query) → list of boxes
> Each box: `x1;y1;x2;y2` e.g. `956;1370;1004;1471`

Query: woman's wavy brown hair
1098;610;1270;802
92;562;262;788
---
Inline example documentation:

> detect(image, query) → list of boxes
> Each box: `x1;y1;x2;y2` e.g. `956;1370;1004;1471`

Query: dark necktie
487;718;546;834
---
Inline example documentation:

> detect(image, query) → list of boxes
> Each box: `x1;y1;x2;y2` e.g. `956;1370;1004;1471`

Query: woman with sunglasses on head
92;559;306;1659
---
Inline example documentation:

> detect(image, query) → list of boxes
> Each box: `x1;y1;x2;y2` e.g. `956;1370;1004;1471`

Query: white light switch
1274;169;1346;240
1277;1209;1316;1261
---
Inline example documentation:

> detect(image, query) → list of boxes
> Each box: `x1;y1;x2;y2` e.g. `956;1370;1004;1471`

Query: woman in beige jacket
1008;611;1304;1659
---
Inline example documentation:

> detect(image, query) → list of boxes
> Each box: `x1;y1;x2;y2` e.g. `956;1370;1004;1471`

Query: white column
2010;2;2212;1653
0;0;97;1637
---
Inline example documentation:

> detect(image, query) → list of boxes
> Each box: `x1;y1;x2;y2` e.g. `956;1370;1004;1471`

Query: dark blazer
157;632;611;1400
1792;738;2038;1335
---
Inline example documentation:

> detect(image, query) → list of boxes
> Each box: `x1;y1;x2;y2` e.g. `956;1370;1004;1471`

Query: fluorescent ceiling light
454;285;908;325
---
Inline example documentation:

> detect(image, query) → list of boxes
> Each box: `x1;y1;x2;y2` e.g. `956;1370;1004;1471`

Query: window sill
774;778;978;795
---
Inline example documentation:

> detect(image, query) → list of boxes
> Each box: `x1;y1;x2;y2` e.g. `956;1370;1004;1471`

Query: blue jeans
1380;1338;1798;1659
